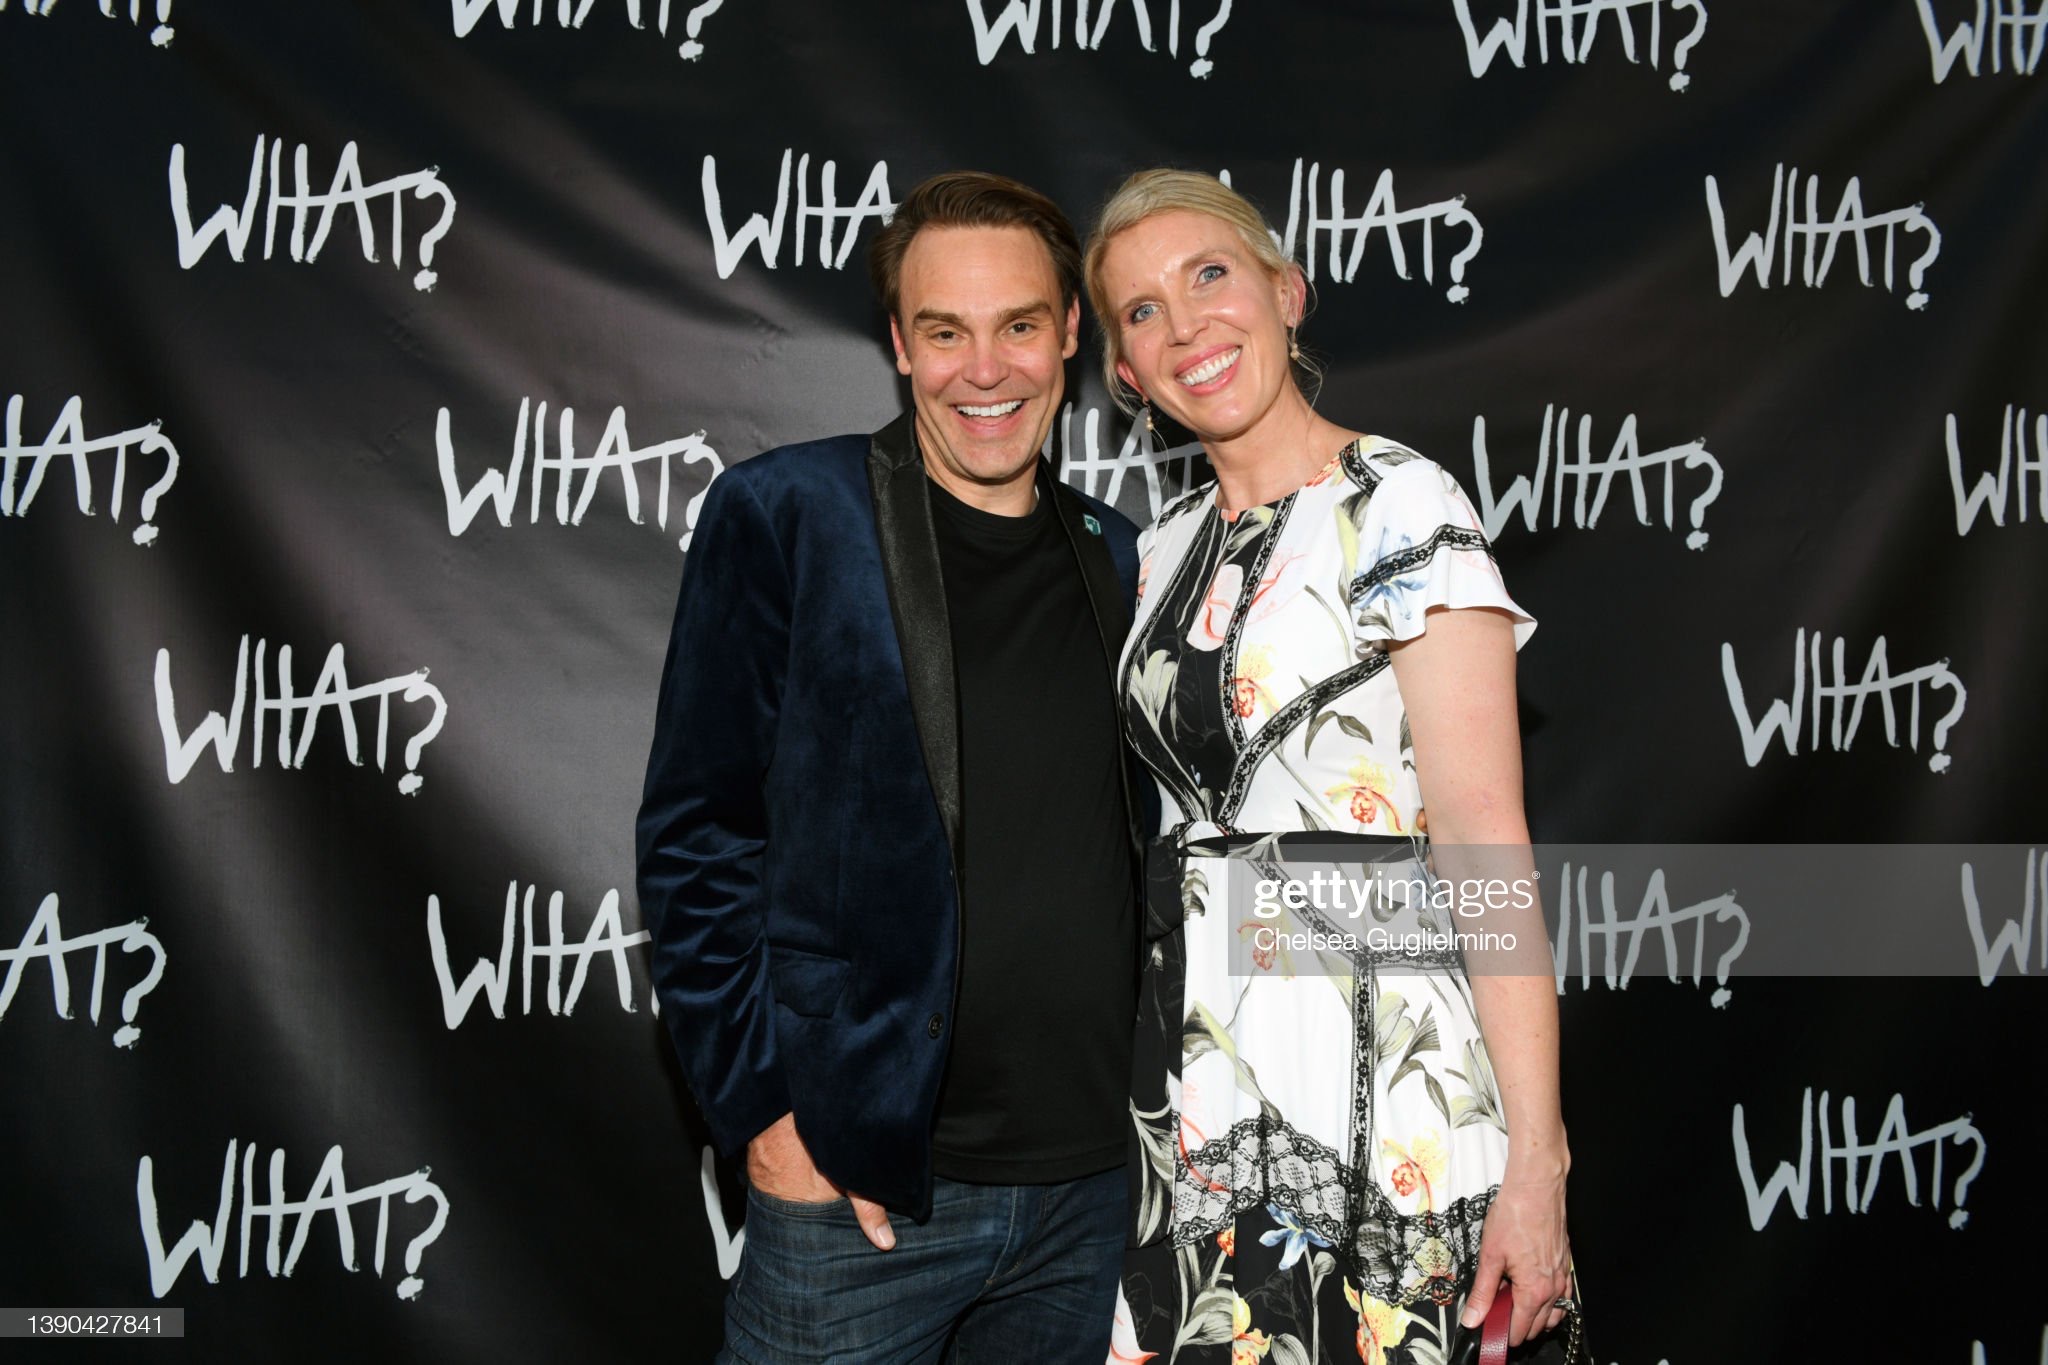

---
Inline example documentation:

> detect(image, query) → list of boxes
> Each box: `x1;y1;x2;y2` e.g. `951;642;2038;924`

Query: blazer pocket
769;947;851;1018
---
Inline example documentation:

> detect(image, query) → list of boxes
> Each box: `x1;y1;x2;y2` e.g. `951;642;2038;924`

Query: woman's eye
1127;302;1156;325
1198;263;1227;283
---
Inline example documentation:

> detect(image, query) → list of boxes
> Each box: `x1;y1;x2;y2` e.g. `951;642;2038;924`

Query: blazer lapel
866;414;963;867
1042;465;1151;924
1044;466;1132;676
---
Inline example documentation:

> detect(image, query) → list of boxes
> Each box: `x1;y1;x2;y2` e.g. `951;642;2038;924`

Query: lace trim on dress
1170;1114;1497;1307
1338;440;1382;494
1346;525;1494;604
1219;652;1389;825
1157;481;1216;527
1221;493;1296;753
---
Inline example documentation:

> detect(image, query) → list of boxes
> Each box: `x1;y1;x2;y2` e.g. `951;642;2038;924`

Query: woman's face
1099;209;1303;446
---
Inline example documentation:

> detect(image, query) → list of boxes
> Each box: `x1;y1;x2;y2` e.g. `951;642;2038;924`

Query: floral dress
1113;438;1539;1365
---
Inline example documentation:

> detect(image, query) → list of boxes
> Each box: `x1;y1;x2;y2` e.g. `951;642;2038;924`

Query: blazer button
926;1012;944;1039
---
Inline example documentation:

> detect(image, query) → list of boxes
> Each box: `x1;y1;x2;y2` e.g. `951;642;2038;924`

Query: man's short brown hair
868;171;1083;322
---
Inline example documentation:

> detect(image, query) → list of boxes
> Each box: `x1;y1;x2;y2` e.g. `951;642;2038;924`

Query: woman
1088;170;1578;1363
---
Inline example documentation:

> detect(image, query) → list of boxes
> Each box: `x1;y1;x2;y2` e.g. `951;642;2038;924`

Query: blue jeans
717;1166;1127;1364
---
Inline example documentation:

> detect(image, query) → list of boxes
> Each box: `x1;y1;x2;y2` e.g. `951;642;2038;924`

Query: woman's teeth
1178;348;1241;386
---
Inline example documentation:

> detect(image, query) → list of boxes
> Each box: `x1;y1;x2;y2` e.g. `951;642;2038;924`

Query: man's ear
890;315;912;376
1061;296;1081;360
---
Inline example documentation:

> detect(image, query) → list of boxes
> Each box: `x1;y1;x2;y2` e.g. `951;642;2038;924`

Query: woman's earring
1140;401;1161;456
1288;327;1302;362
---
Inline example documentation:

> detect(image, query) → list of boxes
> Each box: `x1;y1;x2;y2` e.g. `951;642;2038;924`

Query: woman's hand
1461;1154;1571;1346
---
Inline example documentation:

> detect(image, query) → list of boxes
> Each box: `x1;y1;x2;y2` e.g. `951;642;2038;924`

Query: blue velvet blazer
636;413;1144;1217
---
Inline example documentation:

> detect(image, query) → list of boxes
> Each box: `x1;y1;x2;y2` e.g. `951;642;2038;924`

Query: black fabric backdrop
3;1;2045;1361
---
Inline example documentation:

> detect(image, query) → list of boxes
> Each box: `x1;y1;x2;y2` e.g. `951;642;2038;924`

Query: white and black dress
1114;437;1545;1365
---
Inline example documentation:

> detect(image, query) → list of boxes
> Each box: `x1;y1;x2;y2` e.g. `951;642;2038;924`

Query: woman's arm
1389;605;1571;1348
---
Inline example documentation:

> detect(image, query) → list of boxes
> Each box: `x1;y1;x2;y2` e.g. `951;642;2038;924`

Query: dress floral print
1115;439;1537;1364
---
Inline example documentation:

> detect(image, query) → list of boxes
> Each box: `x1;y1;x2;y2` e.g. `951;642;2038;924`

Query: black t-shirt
926;476;1137;1184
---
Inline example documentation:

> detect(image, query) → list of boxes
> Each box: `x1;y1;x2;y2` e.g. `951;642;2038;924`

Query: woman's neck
1203;388;1359;514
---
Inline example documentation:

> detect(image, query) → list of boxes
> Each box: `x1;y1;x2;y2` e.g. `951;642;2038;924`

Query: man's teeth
1178;348;1241;386
956;400;1024;418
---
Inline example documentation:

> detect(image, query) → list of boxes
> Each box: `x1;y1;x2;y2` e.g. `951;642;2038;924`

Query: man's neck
927;466;1040;517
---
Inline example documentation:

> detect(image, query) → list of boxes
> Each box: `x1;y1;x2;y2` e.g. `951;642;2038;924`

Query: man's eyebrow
910;302;1057;328
998;301;1056;325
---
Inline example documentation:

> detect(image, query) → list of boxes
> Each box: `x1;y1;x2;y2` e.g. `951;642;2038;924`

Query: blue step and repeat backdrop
3;1;2045;1361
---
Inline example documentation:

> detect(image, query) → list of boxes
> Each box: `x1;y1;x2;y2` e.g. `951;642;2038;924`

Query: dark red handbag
1449;1281;1584;1365
1446;1283;1513;1365
1477;1284;1516;1365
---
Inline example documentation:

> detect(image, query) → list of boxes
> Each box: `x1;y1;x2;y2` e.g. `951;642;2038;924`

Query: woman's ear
1284;265;1308;329
1114;356;1143;402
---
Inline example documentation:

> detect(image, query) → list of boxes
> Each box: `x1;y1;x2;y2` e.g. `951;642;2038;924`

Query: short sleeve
1348;455;1536;649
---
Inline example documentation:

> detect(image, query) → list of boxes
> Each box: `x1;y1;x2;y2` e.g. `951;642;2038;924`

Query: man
636;172;1146;1363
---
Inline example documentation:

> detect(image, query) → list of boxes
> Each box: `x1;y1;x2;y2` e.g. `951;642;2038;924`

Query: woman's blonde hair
1083;168;1318;414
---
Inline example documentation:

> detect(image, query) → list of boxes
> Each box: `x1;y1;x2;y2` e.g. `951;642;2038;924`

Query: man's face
889;225;1080;510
